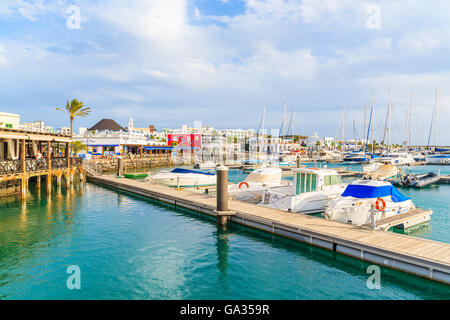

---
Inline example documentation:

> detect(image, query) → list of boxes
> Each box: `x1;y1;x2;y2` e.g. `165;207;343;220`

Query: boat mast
364;101;374;161
435;88;438;148
408;91;413;149
371;95;375;154
363;103;367;149
382;89;391;151
342;107;345;149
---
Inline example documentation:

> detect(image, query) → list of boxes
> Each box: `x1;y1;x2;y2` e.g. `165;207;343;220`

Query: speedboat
146;168;216;187
394;170;440;188
426;154;450;164
324;180;415;225
258;168;347;214
228;167;285;199
362;163;401;181
379;152;416;165
343;151;367;163
193;161;219;169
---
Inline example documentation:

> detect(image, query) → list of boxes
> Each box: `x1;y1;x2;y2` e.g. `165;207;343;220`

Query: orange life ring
375;198;386;211
238;182;249;189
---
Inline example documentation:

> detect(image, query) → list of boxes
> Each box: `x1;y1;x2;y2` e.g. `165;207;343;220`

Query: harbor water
0;164;449;299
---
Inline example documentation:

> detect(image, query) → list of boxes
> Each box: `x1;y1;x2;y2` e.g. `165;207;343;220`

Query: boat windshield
342;184;410;203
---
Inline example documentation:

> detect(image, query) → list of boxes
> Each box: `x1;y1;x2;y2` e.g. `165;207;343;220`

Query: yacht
324;180;416;226
258;168;347;214
426;154;450;164
379;152;416;166
193;161;219;169
228;167;285;199
146;168;216;187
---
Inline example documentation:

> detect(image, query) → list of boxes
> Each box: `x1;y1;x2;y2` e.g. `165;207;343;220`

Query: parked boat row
133;163;433;230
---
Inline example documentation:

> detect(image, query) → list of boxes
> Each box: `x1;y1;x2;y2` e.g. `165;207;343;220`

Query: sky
0;0;449;145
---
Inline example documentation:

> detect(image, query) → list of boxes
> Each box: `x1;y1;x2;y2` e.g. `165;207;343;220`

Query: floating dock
87;175;450;285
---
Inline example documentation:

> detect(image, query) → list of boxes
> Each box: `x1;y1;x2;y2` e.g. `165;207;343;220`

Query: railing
70;157;83;166
0;160;22;175
0;157;83;176
25;159;48;172
51;157;68;170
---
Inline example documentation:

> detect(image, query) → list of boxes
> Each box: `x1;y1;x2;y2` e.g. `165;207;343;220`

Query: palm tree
56;99;91;137
72;140;88;156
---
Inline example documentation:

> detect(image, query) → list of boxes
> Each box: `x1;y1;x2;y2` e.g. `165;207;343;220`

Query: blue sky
0;0;449;144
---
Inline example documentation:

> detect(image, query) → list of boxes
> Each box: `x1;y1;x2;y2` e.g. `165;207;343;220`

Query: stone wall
85;155;173;173
0;180;20;196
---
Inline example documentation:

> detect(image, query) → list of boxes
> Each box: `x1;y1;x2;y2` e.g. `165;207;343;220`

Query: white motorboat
324;180;416;226
426;154;450;164
146;168;216;187
229;167;284;199
258;168;347;214
193;161;220;169
378;152;416;166
362;163;401;180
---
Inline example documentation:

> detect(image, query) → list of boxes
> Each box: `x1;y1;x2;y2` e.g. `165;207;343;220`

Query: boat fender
238;182;250;189
375;198;386;211
324;209;334;219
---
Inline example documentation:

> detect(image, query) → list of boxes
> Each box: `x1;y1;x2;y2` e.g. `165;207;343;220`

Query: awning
0;132;29;139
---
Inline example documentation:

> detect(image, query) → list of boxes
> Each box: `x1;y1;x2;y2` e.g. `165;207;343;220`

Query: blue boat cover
171;168;215;176
342;184;410;203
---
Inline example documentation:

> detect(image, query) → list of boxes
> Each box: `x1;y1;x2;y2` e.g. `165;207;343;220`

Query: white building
0;112;20;129
20;120;55;133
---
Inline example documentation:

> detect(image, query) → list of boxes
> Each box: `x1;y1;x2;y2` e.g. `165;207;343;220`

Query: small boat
123;173;148;179
258;168;347;214
378;152;416;166
362;163;401;181
193;161;219;169
324;180;415;225
228;167;285;199
394;170;440;188
426;154;450;164
146;168;216;187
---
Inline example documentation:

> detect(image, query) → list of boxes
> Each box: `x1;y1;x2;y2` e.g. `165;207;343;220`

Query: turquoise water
0;180;449;299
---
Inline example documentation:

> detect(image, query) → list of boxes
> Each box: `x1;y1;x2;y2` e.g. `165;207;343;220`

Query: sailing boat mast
287;106;296;137
363;103;367;149
371;95;375;154
382;89;391;150
435;88;438;148
408;91;413;148
342;107;345;147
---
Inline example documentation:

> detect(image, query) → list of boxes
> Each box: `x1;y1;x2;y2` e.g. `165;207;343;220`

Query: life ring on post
238;182;250;189
375;198;386;211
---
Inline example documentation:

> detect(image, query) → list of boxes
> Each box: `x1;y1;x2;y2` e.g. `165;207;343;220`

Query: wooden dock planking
361;209;432;230
87;175;450;284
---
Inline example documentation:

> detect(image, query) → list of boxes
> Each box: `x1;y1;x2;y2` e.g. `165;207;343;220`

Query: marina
86;172;450;285
2;1;450;303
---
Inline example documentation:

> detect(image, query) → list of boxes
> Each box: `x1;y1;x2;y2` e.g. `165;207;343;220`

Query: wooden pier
362;209;432;231
87;175;450;285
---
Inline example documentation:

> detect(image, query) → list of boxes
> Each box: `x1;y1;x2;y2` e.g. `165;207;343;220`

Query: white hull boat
194;161;220;169
259;168;347;214
379;152;416;166
324;180;416;226
229;167;284;200
146;168;216;187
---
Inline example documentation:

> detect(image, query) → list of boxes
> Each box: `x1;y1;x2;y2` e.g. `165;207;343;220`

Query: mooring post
117;157;123;177
370;204;376;230
215;165;234;225
296;155;301;168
